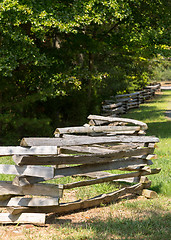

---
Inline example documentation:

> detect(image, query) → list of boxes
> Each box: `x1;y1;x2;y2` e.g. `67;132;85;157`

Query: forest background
0;0;170;145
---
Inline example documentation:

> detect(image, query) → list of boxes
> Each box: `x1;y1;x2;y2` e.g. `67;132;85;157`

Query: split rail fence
0;115;160;224
102;82;161;116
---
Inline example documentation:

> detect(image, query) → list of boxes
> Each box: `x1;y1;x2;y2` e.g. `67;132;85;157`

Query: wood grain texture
0;164;54;178
87;115;148;130
21;135;159;148
54;125;140;135
0;146;57;156
7;182;151;215
102;102;123;110
142;189;158;198
16;158;153;186
0;181;63;199
116;92;140;98
0;196;59;207
13;147;154;165
0;213;46;224
0;181;23;200
63;168;160;189
60;146;154;155
102;107;124;113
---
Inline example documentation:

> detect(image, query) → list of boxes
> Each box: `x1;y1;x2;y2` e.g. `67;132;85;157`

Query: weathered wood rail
0;115;160;224
102;83;161;116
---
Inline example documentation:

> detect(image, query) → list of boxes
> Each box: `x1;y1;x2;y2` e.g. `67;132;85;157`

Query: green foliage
151;55;171;82
0;93;171;239
0;0;170;144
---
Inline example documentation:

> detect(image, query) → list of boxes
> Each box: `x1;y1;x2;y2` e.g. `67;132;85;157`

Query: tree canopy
0;0;170;144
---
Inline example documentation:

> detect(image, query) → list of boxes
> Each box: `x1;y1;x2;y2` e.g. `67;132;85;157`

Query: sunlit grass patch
122;91;171;196
0;91;170;200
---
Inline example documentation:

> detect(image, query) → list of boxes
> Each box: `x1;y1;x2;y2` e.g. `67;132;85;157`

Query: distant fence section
102;82;161;116
0;114;160;224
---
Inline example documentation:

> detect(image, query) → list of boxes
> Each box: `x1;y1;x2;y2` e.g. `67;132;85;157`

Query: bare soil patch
0;195;170;240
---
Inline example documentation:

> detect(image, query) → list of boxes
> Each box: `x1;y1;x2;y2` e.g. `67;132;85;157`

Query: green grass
0;91;171;239
1;196;170;240
123;91;171;196
6;197;169;240
0;156;15;181
0;91;171;197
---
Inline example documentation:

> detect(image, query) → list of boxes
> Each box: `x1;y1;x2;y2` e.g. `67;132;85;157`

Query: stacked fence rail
0;115;160;224
102;83;161;116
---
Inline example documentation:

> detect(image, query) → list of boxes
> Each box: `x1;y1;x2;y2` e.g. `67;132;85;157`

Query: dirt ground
0;84;170;239
0;195;151;239
0;194;170;240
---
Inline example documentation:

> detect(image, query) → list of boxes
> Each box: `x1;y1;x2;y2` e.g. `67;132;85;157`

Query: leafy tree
0;0;170;144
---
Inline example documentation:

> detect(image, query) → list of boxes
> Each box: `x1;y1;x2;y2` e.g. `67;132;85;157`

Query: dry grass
0;196;170;240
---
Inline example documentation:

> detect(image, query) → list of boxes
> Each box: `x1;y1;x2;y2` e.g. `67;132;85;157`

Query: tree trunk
88;52;94;101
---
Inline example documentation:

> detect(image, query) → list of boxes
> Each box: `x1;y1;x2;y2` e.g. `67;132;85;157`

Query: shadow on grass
124;92;171;123
125;110;171;138
125;106;166;120
50;211;171;240
147;121;171;138
150;183;163;193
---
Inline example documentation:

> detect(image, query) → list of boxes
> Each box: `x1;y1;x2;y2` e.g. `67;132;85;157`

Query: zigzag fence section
0;115;160;224
102;82;161;116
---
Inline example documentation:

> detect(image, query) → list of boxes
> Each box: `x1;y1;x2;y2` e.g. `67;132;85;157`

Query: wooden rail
0;115;160;224
102;83;161;116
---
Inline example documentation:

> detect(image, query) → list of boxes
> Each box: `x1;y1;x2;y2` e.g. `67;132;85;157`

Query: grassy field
123;91;171;196
0;90;170;239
